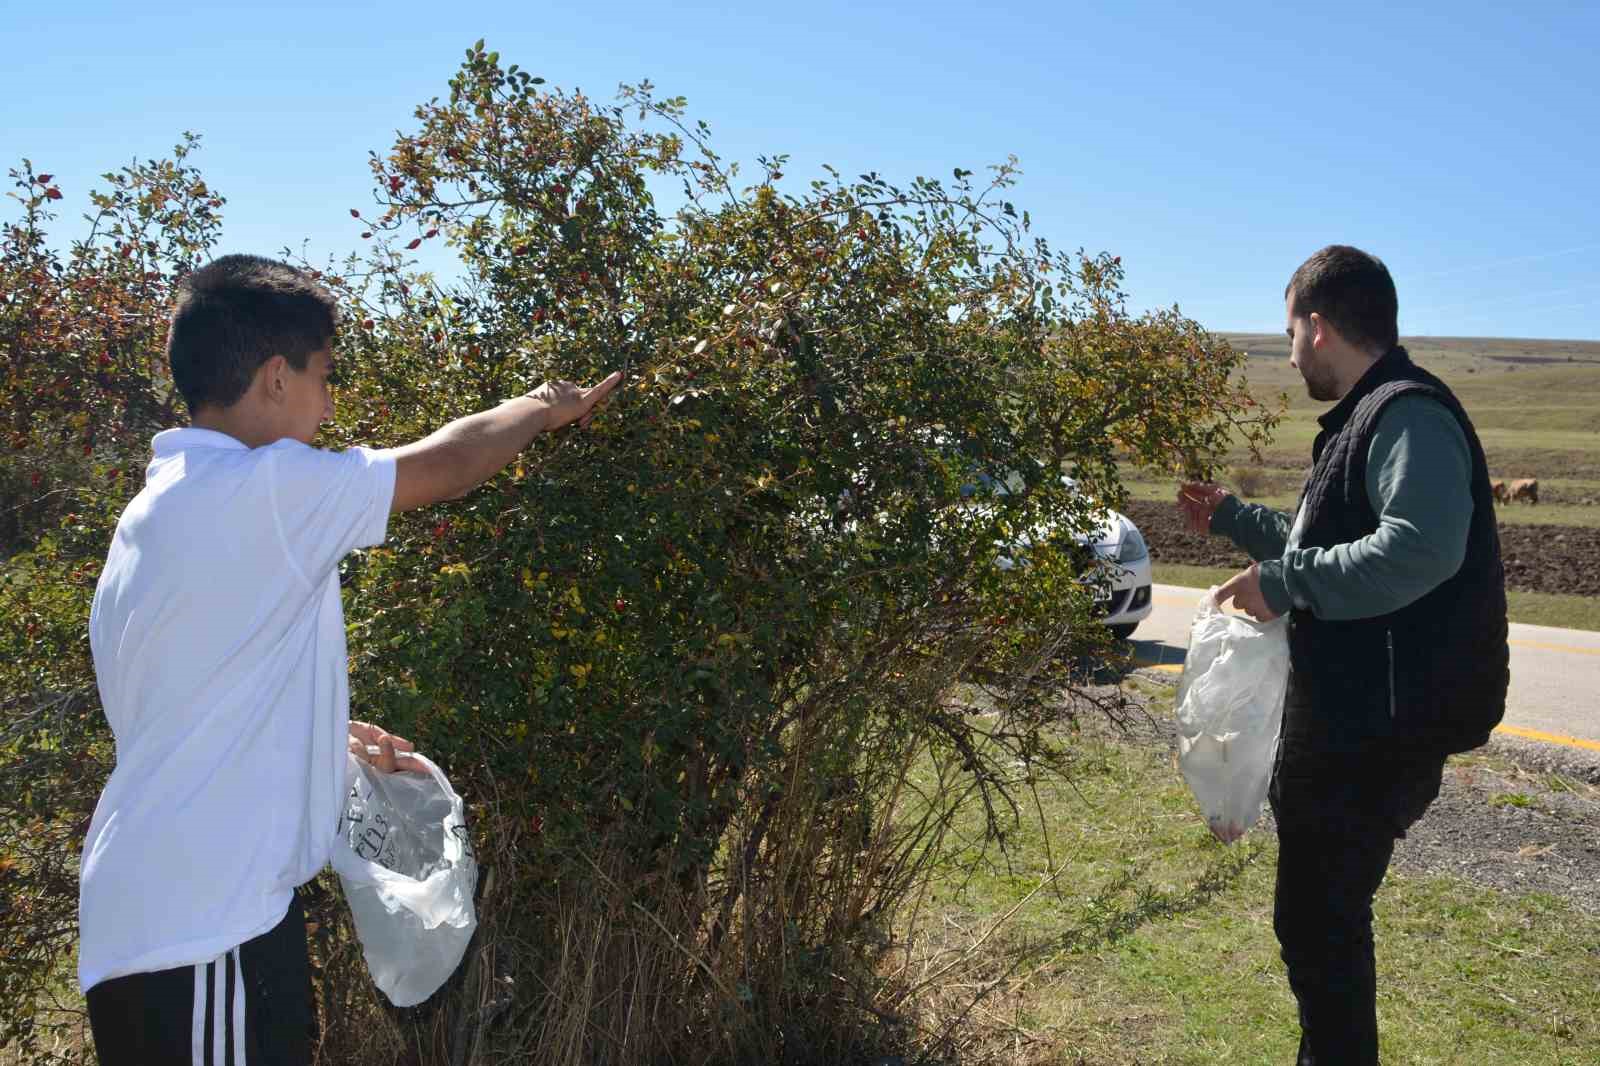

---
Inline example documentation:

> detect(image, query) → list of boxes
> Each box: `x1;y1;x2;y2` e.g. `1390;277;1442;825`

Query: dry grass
302;716;1017;1065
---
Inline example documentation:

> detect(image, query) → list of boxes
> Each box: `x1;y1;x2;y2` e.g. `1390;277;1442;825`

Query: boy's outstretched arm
387;372;622;513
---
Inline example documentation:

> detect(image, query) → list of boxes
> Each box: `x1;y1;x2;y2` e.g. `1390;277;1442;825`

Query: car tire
1108;623;1138;641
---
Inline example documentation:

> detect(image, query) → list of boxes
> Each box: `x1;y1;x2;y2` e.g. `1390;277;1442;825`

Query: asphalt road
1131;584;1600;754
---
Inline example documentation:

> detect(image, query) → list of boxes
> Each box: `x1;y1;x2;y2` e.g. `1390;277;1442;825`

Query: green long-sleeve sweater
1211;395;1475;621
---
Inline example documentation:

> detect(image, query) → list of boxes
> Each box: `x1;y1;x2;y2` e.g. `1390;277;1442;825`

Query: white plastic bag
1175;590;1288;843
330;751;478;1007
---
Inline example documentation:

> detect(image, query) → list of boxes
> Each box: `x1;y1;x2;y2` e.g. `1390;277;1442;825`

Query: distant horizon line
1210;329;1600;345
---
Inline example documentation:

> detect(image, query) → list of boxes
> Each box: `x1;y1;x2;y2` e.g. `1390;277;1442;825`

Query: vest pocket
1386;629;1397;719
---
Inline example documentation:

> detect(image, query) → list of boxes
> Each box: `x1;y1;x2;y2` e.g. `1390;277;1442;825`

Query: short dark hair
166;254;338;413
1284;245;1398;354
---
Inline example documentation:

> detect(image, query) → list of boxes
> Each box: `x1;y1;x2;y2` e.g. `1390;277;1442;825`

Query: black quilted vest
1284;345;1509;757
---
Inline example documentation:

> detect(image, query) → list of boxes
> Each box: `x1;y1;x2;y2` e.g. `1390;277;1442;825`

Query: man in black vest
1177;245;1509;1065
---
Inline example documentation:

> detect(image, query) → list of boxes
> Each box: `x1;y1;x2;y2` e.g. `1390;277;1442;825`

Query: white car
980;475;1154;640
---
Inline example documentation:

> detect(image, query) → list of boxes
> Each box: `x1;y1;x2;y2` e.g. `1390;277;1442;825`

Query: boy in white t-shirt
81;254;620;1066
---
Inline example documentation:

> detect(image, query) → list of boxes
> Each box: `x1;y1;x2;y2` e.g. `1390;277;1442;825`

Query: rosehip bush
1;137;225;1061
304;46;1272;1063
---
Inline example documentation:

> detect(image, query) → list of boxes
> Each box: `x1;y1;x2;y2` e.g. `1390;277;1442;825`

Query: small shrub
1229;464;1270;498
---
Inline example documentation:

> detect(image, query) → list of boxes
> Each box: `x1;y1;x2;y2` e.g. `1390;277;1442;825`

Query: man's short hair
1284;245;1399;355
167;254;339;413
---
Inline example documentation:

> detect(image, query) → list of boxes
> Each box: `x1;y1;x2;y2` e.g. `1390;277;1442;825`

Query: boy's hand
349;720;426;774
1177;481;1230;534
1214;563;1280;623
390;369;625;513
530;371;624;432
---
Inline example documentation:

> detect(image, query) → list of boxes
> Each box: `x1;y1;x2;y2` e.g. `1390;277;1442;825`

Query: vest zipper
1386;629;1397;719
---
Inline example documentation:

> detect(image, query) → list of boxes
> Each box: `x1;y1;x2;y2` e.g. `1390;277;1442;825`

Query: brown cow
1510;477;1539;504
1491;479;1509;504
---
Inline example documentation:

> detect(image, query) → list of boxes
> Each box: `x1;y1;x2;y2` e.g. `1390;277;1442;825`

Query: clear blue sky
6;1;1597;339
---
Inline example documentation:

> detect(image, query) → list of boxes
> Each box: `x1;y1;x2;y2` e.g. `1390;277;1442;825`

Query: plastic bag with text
330;751;478;1007
1175;590;1288;843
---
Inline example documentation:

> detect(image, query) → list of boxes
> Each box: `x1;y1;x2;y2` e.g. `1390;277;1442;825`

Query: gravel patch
1391;735;1600;913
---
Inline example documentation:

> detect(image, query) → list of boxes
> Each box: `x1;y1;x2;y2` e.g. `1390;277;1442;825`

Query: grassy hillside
1129;334;1600;521
1224;333;1600;476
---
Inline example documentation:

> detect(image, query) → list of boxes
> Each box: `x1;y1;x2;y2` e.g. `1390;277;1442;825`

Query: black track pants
86;894;314;1066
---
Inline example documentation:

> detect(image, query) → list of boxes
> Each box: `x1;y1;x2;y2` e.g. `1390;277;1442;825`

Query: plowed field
1124;499;1600;598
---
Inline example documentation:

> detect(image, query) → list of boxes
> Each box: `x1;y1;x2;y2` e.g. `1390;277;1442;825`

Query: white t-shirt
80;427;396;992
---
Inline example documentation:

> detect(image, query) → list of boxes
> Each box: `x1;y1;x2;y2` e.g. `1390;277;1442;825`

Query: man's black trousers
1269;750;1446;1066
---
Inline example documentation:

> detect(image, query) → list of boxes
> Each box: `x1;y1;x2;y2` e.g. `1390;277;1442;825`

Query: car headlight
1116;527;1148;563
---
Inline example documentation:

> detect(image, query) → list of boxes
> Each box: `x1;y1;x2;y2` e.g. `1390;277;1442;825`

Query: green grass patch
1153;562;1248;592
1503;588;1600;631
911;714;1600;1064
1152;564;1600;632
1484;505;1600;529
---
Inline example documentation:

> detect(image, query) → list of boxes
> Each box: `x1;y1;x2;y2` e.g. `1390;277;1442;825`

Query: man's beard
1301;359;1341;402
